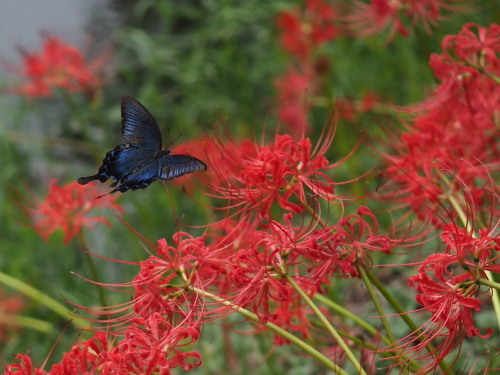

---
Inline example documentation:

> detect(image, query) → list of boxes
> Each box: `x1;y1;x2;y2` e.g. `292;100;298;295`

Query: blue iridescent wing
108;158;161;194
77;145;155;188
121;96;162;151
159;154;207;180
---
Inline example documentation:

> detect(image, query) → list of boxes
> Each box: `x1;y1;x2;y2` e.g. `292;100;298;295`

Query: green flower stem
284;274;367;375
188;286;348;375
478;277;500;290
77;234;108;311
314;293;392;344
358;268;422;372
0;314;53;333
310;316;421;372
367;270;453;375
358;266;396;343
0;271;89;328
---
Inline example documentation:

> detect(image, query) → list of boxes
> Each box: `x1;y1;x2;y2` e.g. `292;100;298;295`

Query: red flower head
276;0;339;61
49;333;110;375
380;205;499;373
3;354;47;375
275;69;313;136
10;35;109;98
348;0;469;41
204;124;342;218
380;23;499;223
31;179;122;244
0;289;25;343
103;314;201;374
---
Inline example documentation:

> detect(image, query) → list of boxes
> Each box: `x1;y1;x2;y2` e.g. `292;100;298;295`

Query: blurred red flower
348;0;469;41
31;180;123;244
11;35;109;98
276;0;339;61
275;69;313;136
0;289;25;343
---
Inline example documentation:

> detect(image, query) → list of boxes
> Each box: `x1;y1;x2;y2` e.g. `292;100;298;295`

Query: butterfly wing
108;158;161;194
121;96;162;151
159;154;207;180
78;145;155;188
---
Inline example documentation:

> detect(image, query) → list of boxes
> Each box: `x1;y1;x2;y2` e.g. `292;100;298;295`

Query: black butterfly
77;96;207;197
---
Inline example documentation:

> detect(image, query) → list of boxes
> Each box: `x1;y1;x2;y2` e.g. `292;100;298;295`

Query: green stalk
76;234;108;311
284;275;367;375
478;278;500;290
0;314;53;333
367;271;453;374
358;267;396;343
189;286;348;375
0;270;89;328
314;293;392;345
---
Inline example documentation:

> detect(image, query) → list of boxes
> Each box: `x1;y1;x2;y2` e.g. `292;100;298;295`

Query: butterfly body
78;96;207;196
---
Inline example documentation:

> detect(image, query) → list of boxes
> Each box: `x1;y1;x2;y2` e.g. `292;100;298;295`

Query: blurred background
0;0;497;373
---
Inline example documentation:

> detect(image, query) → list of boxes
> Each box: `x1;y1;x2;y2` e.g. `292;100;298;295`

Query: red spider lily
380;23;499;222
348;0;469;41
5;325;201;374
101;314;201;374
128;233;229;324
9;35;109;98
384;253;494;373
275;69;313;137
31;179;122;244
276;0;339;61
228;214;314;324
378;199;499;373
204;123;350;218
49;333;110;375
0;289;25;343
75;228;241;330
275;0;340;136
3;354;47;375
302;206;411;286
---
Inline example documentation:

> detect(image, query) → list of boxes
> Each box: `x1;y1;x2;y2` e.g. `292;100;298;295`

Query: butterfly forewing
121;96;162;150
159;155;207;180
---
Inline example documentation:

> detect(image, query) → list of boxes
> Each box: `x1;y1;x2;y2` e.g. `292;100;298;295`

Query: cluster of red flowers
203;127;339;216
382;23;499;223
348;0;469;40
274;0;471;135
275;0;340;136
9;35;108;98
0;289;25;343
5;326;200;374
377;23;499;372
31;180;122;245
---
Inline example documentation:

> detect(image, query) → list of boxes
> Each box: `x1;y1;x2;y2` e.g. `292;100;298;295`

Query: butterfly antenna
165;133;183;150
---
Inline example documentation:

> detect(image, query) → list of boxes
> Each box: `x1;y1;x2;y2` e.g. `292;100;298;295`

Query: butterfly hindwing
121;96;162;151
108;158;161;194
159;154;207;180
